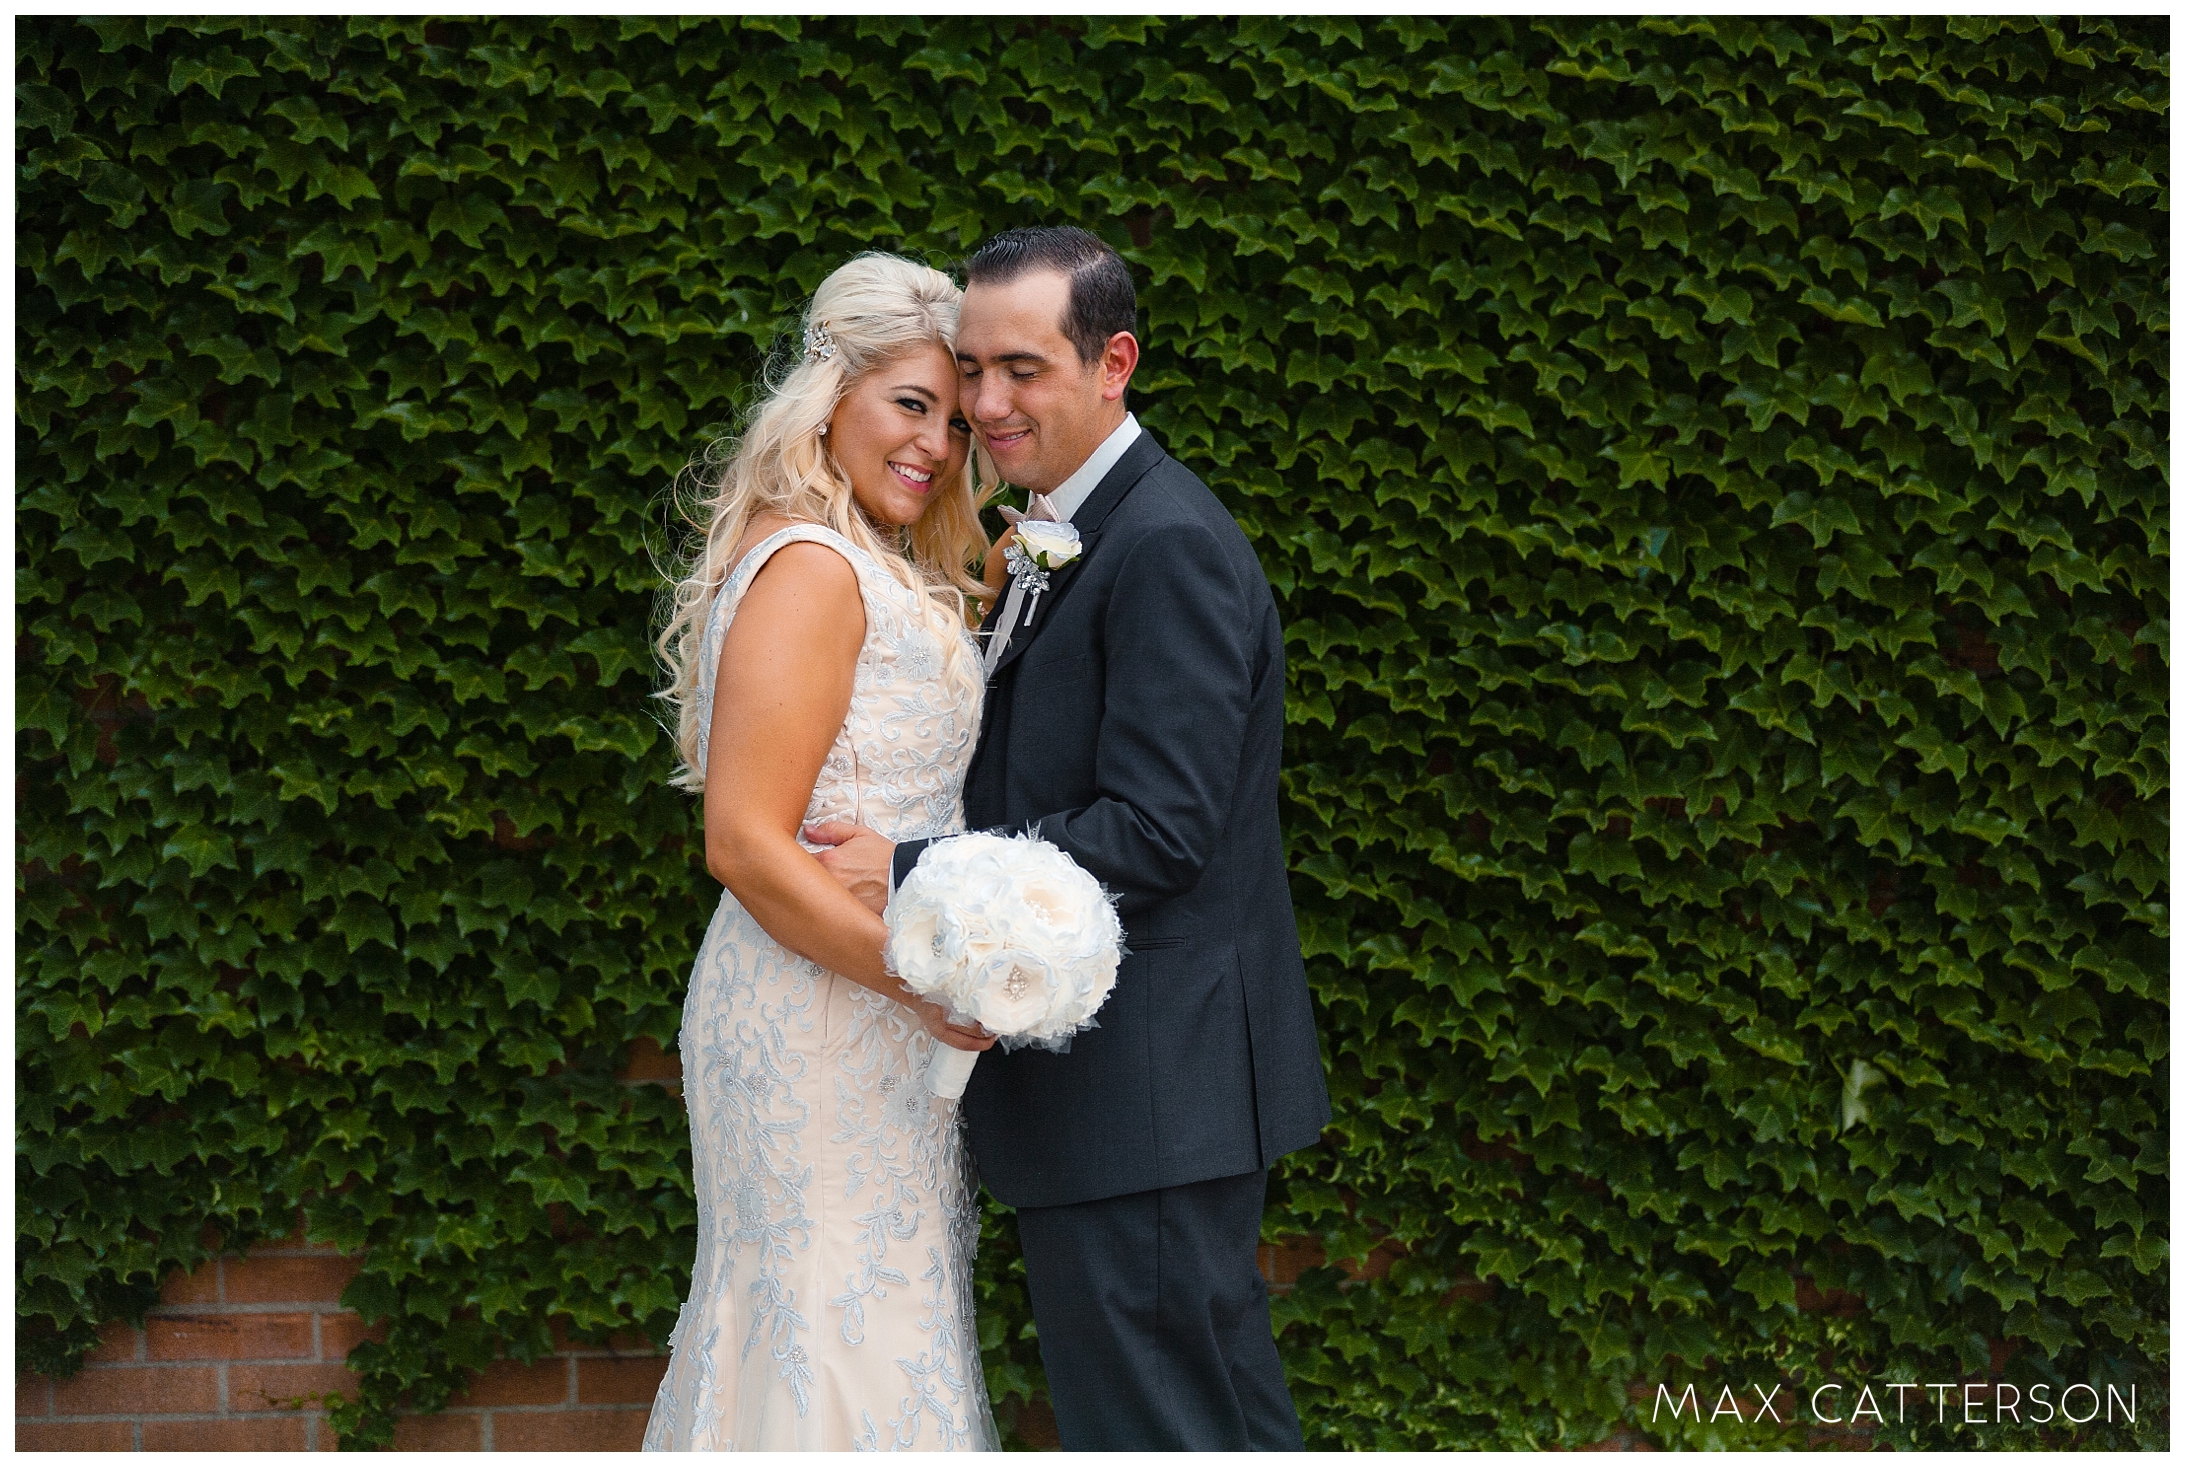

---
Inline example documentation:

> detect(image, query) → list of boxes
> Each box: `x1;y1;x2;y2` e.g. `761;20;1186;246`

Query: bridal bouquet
885;832;1123;1099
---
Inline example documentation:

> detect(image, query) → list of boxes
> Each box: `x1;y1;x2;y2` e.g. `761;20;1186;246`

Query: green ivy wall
16;15;2167;1450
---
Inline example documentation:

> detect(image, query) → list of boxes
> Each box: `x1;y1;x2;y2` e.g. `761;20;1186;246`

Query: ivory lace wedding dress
643;524;997;1452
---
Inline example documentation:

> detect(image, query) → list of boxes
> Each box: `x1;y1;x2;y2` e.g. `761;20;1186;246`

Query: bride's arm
704;543;990;1050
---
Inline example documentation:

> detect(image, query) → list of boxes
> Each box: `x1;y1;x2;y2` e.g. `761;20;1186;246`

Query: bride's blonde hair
655;252;992;790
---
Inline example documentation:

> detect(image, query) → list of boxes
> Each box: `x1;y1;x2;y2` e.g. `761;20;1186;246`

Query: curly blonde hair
655;252;992;790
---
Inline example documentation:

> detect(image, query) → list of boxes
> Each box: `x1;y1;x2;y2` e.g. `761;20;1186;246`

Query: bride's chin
863;501;925;530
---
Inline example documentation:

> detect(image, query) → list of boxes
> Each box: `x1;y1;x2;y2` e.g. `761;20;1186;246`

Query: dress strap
719;522;869;614
703;523;874;650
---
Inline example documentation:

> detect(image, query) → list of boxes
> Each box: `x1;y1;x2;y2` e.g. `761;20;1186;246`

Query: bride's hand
917;998;996;1053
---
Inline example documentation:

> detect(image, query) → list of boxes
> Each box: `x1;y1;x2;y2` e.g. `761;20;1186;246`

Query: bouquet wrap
885;832;1124;1099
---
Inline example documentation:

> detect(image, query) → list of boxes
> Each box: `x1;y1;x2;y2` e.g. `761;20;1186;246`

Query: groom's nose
967;372;1013;426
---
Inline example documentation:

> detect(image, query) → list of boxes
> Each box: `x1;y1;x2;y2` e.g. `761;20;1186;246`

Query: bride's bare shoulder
734;518;860;612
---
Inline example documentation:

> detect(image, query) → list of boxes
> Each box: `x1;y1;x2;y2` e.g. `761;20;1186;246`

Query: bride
643;253;1001;1452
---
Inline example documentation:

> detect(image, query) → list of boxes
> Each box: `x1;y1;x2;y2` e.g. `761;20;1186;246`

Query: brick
578;1356;669;1405
222;1253;362;1305
229;1362;361;1412
1013;1400;1061;1451
17;1375;50;1418
1259;1238;1325;1286
318;1313;388;1358
452;1358;570;1409
17;1420;134;1451
1578;1428;1658;1451
1339;1241;1404;1282
83;1319;142;1365
1794;1276;1863;1317
493;1407;649;1452
160;1261;222;1305
146;1313;314;1362
55;1365;220;1417
144;1417;309;1452
392;1411;485;1451
1805;1427;1877;1450
1441;1276;1496;1304
619;1035;684;1083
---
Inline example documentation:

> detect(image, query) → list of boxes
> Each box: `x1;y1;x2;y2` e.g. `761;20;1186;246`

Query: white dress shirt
1042;411;1141;523
982;413;1140;674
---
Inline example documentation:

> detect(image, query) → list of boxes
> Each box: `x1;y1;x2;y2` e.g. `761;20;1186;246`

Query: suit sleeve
1020;521;1260;915
891;836;933;896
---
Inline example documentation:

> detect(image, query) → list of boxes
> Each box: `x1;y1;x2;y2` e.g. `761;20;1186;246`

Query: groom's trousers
1013;1168;1306;1451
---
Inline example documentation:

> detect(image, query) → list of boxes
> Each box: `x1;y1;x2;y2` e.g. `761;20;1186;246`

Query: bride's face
826;342;974;529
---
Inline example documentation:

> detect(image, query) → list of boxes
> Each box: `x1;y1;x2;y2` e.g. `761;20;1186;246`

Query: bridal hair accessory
804;318;838;363
995;493;1081;629
885;831;1124;1099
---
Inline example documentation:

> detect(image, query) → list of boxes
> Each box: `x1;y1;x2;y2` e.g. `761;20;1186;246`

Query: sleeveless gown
643;524;997;1452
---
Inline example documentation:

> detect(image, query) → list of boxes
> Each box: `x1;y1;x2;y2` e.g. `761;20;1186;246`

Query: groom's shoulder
1117;441;1245;542
1107;442;1270;595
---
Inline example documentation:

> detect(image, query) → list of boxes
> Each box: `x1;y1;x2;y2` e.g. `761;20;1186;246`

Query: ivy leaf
427;193;509;249
1567;832;1641;881
291;220;381;281
166;179;233;238
17;82;75;142
1733;1262;1797;1311
1770;491;1862;547
305;157;380;208
79;159;147;227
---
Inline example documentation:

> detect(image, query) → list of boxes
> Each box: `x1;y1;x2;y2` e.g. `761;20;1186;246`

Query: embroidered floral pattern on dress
644;524;993;1452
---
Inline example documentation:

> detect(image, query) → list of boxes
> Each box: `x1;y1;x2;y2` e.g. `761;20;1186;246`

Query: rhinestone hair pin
804;318;837;363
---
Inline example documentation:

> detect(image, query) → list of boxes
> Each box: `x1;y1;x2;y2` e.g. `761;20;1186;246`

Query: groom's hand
804;820;894;915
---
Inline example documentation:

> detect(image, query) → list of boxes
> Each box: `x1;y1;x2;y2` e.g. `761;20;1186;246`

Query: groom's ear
1099;331;1140;402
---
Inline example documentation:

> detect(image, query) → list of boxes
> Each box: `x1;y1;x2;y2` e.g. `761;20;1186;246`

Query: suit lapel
1069;431;1165;538
987;434;1166;679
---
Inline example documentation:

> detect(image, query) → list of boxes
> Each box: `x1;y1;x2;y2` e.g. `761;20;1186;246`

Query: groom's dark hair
963;226;1137;365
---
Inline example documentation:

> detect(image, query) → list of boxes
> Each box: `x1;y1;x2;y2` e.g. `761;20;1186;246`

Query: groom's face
956;269;1122;495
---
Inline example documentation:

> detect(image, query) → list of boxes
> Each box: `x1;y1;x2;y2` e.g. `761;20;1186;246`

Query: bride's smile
823;341;974;529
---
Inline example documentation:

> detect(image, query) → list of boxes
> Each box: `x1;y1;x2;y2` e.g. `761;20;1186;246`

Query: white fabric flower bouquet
885;832;1124;1099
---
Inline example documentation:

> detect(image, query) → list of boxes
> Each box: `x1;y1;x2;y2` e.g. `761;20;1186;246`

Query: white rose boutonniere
1012;517;1082;571
1000;516;1081;628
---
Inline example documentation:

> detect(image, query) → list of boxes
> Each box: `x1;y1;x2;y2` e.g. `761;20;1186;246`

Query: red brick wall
20;1226;1861;1452
16;1039;1406;1454
16;1222;668;1452
21;1236;1332;1450
20;1040;689;1453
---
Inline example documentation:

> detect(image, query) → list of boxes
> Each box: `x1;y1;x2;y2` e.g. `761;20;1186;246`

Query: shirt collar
1043;413;1141;524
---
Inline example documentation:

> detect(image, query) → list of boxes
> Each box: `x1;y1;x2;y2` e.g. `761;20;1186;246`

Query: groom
810;225;1330;1450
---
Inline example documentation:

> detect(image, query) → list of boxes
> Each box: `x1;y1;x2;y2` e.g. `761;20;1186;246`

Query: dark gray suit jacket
895;430;1330;1209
